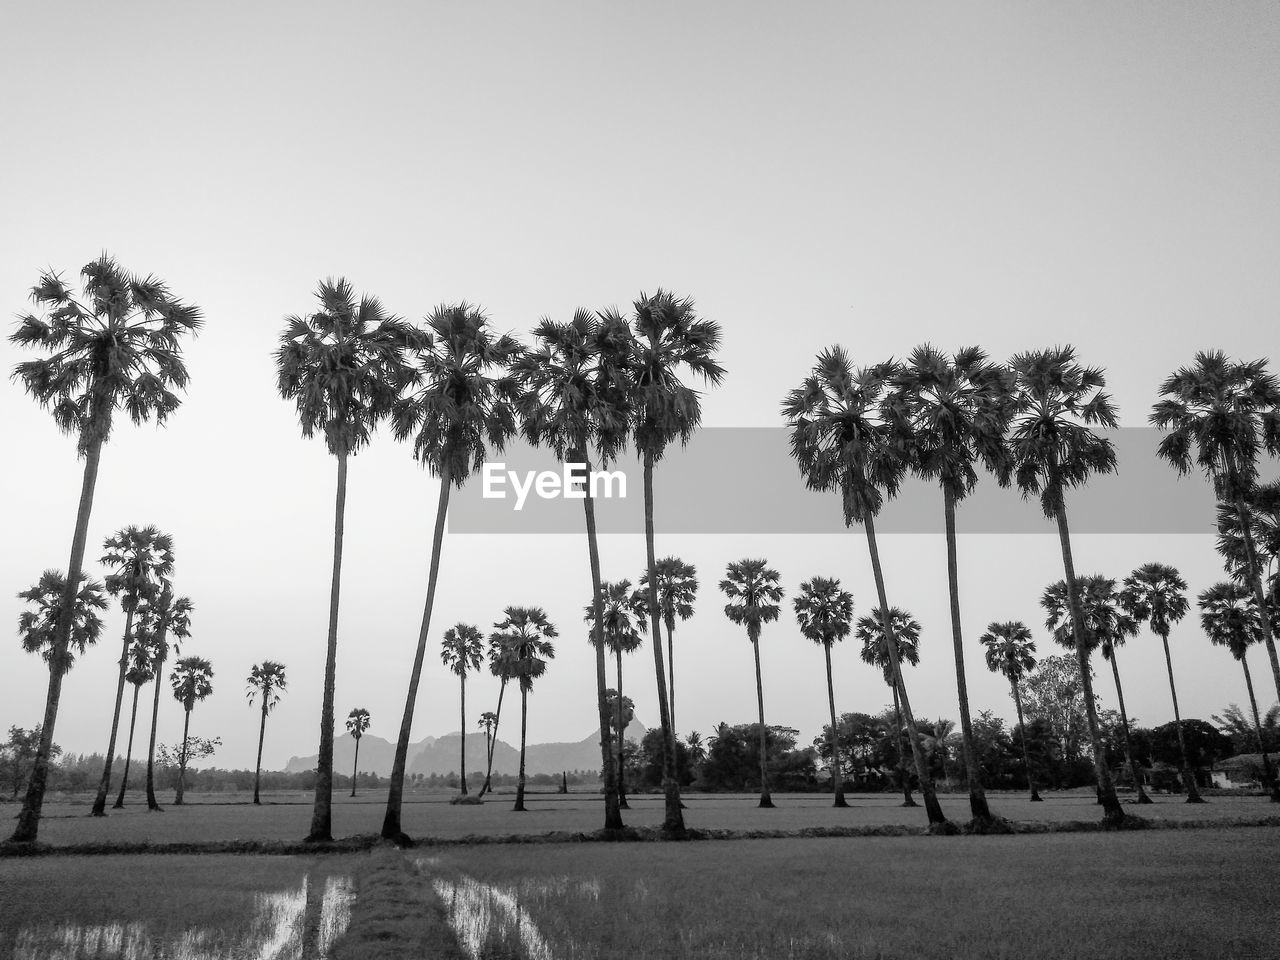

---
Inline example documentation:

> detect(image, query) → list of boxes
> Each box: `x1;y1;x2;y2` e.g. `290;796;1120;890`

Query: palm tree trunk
1234;491;1280;704
864;512;949;828
92;605;137;816
1107;650;1151;803
12;436;102;843
891;685;916;806
943;490;992;822
824;645;847;808
145;646;168;811
351;736;360;797
114;683;142;809
459;676;467;795
615;649;628;808
254;699;268;805
667;620;677;738
1241;657;1280;802
308;450;348;842
1052;502;1125;822
382;464;452;842
642;451;684;833
175;707;191;805
582;468;623;829
1011;679;1042;801
514;686;528;811
1160;631;1203;802
750;629;774;808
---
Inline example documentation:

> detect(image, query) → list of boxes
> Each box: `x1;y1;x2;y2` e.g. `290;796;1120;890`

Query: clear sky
2;1;1278;773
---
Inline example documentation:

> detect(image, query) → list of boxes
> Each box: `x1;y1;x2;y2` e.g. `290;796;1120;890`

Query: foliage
245;661;287;712
0;727;59;800
1212;704;1280;754
347;708;372;739
16;570;108;674
694;723;816;792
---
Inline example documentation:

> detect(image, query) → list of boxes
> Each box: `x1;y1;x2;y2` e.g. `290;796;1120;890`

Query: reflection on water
11;872;353;960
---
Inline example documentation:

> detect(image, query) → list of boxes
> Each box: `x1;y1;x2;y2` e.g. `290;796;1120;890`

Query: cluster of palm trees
8;253;1279;845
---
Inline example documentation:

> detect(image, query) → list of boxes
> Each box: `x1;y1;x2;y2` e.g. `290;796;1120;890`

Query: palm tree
92;525;174;816
480;635;519;798
1008;347;1125;824
476;711;496;794
793;576;855;807
857;607;923;808
113;640;155;808
490;607;558;812
1217;483;1280;601
978;622;1042;801
889;345;1014;824
17;569;108;669
1200;581;1280;801
513;309;633;829
8;255;201;843
246;661;288;805
638;557;699;736
585;580;645;808
138;587;194;811
1153;352;1280;704
626;289;725;833
1043;576;1151;804
441;624;484;796
382;303;521;843
783;349;951;829
720;559;785;808
345;708;371;797
1120;563;1204;802
170;657;214;805
276;278;413;843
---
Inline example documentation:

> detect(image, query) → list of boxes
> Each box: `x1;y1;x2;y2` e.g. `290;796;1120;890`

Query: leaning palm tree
8;255;201;843
793;576;855;807
138;587;194;811
476;711;496;794
170;657;214;805
345;708;371;797
1199;581;1280;801
1043;576;1150;804
113;640;155;808
1008;347;1125;824
783;349;951;829
1152;352;1280;704
246;661;288;805
513;309;633;829
585;580;645;808
857;607;923;808
92;525;174;816
480;635;520;798
638;557;699;736
382;303;521;843
441;624;484;796
888;345;1014;824
978;621;1042;801
626;289;725;833
1120;563;1203;802
276;278;413;843
490;607;558;812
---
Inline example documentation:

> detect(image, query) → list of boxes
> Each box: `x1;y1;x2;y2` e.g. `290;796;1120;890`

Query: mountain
284;734;435;776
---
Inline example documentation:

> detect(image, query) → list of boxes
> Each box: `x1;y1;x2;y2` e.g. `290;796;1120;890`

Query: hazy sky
2;1;1278;773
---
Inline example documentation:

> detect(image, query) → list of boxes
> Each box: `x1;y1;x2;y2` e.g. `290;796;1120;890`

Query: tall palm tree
793;576;855;807
857;607;923;808
638;557;699;736
490;607;558;812
8;255;201;843
92;525;174;816
889;345;1014;824
113;640;155;808
480;635;519;798
345;708;371;797
1043;576;1150;803
783;349;951;829
170;657;213;805
513;309;633;829
1199;581;1280;801
246;661;288;806
584;580;645;808
476;711;496;795
382;303;521;843
720;559;785;808
626;289;724;833
276;278;413;843
1153;352;1280;704
1008;347;1125;824
441;624;484;796
138;586;193;811
978;621;1042;801
1120;563;1203;802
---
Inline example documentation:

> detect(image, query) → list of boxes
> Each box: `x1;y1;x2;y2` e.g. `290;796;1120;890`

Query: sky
2;1;1278;773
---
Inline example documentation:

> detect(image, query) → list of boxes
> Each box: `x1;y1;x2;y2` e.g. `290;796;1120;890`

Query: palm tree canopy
246;660;287;712
346;707;371;738
1119;563;1190;639
100;525;175;613
392;303;523;485
275;278;416;458
782;349;908;525
490;606;558;692
886;344;1015;500
856;607;921;684
978;621;1037;682
9;256;202;453
124;640;154;686
793;576;854;649
1199;581;1262;661
719;559;784;642
1042;575;1138;659
639;556;699;632
583;580;645;655
17;570;108;674
1151;350;1280;499
477;711;497;732
1216;482;1280;584
626;290;725;461
135;588;194;664
170;656;214;710
441;623;484;678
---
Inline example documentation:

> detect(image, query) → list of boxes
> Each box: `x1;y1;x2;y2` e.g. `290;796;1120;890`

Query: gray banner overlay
450;428;1247;535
